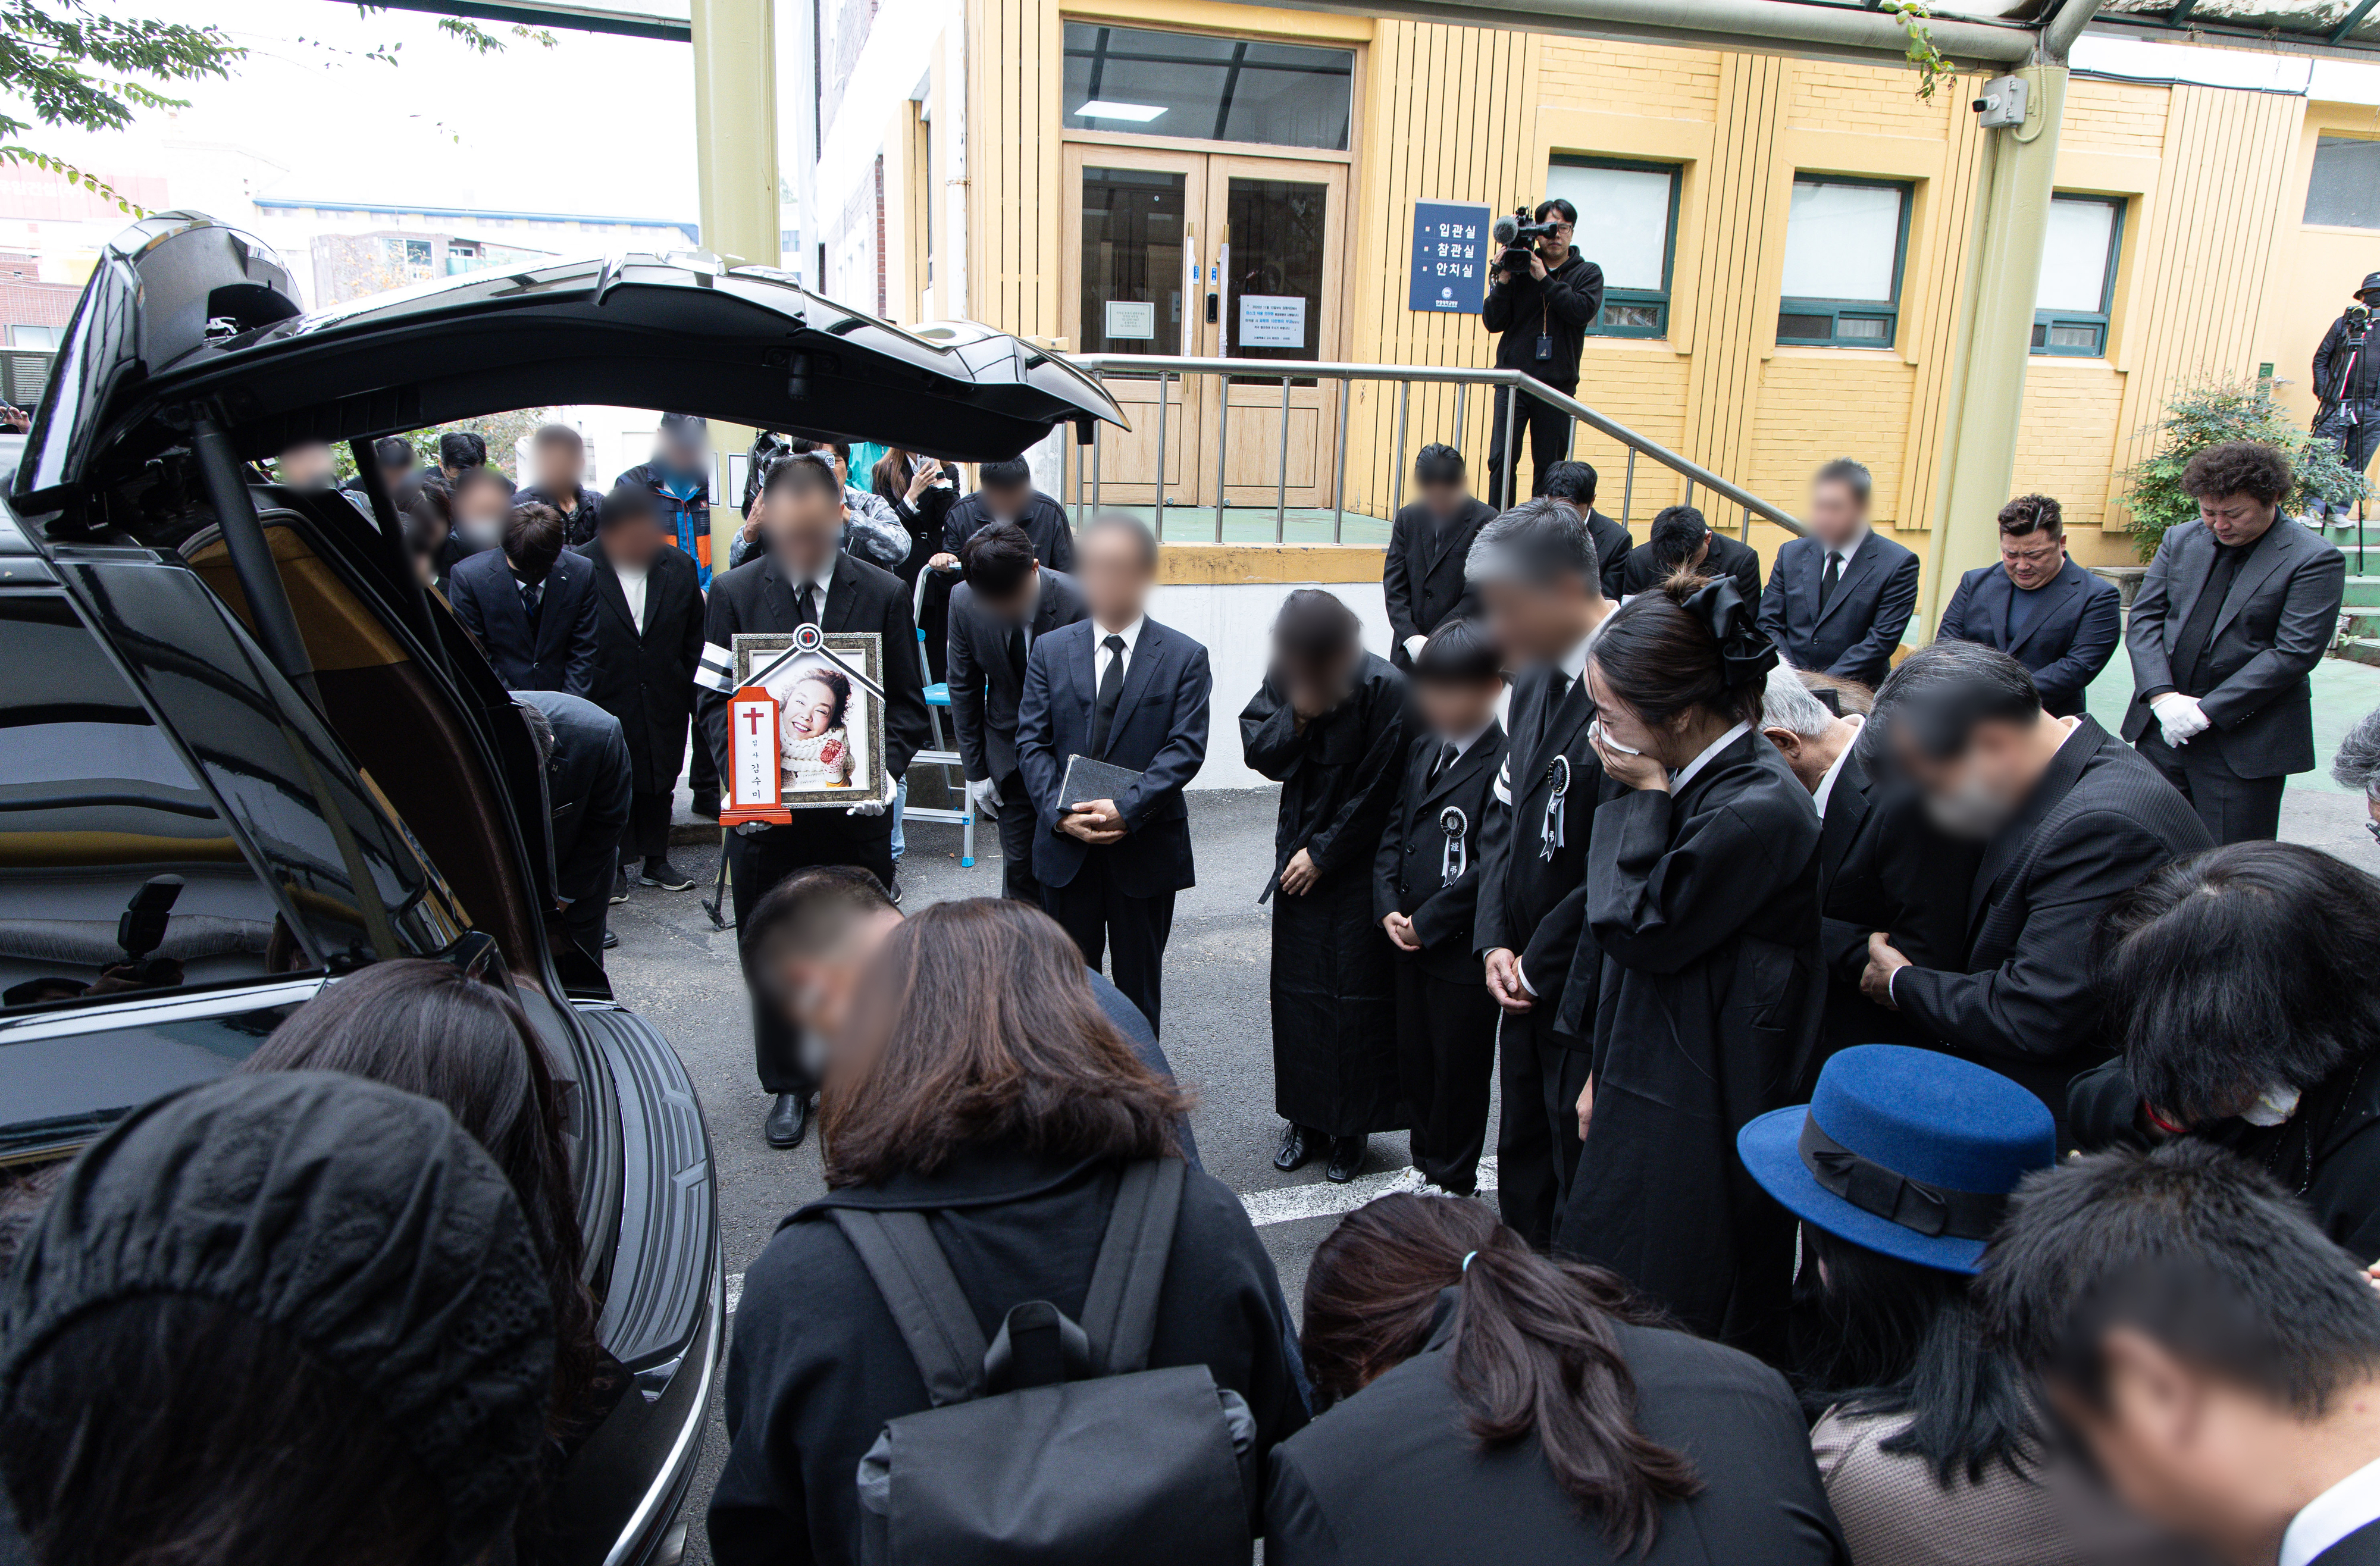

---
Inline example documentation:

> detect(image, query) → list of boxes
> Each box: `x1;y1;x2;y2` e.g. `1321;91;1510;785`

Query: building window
7;325;58;350
1061;24;1352;152
2306;136;2380;229
1776;177;1910;348
1546;158;1678;338
2033;195;2122;358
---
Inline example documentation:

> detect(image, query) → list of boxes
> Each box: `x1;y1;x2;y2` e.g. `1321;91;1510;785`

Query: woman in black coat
707;899;1307;1566
873;448;959;680
1555;571;1822;1367
2072;840;2380;1261
1241;590;1411;1185
1267;1192;1846;1566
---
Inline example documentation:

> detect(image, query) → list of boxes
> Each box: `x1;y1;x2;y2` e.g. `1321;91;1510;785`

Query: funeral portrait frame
732;630;888;810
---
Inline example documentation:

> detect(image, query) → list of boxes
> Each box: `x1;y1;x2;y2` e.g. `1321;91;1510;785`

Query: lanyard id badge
1534;301;1552;362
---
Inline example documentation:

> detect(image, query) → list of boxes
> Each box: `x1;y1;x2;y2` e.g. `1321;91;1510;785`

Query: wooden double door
1063;143;1346;518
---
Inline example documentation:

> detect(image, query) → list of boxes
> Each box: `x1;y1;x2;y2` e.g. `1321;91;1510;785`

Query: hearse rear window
0;595;294;1011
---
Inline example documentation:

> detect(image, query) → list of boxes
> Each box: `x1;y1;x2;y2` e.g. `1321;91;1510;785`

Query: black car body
0;214;1123;1565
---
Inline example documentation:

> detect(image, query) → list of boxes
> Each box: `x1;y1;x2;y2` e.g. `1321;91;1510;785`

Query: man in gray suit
947;521;1089;903
2123;439;2346;843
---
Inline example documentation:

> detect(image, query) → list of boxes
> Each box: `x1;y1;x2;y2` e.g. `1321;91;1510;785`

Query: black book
1059;754;1143;809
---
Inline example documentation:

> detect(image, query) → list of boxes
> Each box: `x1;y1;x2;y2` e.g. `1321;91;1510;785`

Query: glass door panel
1207;158;1344;527
1064;147;1205;513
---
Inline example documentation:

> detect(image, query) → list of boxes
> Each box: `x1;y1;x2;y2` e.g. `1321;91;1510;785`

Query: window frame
2031;193;2124;359
1774;174;1914;350
1552;155;1680;340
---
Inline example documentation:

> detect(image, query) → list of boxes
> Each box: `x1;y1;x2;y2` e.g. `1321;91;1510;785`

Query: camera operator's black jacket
2316;312;2380;404
1481;247;1604;389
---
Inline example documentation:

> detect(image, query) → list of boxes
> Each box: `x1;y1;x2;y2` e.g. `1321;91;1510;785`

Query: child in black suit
1372;619;1508;1196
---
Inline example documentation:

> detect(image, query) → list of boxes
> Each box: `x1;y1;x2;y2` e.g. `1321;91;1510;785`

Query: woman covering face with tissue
2070;839;2380;1263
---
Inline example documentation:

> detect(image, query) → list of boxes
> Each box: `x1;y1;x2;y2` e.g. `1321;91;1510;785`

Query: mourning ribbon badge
1538;753;1570;862
1439;804;1469;887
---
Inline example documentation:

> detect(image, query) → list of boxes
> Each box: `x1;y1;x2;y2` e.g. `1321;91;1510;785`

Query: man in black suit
1540;461;1632;602
1014;515;1210;1033
1467;498;1616;1247
579;486;704;895
1756;458;1919;691
1935;493;2121;718
940;456;1074;574
1861;642;2209;1130
2122;440;2347;844
1979;1142;2380;1566
1758;666;1976;1079
945;521;1089;905
513;690;631;966
446;502;602;697
694;456;931;1150
1620;504;1764;616
1381;443;1496;670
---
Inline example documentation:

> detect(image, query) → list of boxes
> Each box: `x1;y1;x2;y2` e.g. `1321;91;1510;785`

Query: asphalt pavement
605;786;1479;1565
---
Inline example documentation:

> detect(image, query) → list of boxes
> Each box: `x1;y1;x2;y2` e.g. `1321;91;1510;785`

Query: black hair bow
1684;577;1777;688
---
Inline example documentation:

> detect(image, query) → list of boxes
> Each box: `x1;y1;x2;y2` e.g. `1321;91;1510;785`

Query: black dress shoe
691;790;721;822
602;928;618;950
885;876;902;906
1273;1122;1314;1172
764;1092;812;1150
640;856;694;891
1324;1135;1366;1183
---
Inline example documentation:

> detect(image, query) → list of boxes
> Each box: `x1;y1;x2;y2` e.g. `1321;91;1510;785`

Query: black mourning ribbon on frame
1682;577;1778;689
1796;1115;2007;1241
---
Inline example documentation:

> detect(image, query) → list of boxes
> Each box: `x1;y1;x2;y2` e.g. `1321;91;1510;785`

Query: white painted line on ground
722;1158;1498;1316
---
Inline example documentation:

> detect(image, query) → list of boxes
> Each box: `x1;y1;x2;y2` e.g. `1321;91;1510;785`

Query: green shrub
2115;377;2368;562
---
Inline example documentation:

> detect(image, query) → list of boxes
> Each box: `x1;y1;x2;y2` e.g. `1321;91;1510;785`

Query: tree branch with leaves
0;0;244;215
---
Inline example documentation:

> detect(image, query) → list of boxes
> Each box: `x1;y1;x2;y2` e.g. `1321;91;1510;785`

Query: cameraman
2313;270;2380;513
1481;197;1604;508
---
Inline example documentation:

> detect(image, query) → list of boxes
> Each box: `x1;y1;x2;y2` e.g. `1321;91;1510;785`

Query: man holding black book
1015;513;1211;1032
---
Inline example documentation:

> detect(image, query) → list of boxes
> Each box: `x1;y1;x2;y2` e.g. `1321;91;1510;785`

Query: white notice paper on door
1104;299;1157;340
1238;295;1306;349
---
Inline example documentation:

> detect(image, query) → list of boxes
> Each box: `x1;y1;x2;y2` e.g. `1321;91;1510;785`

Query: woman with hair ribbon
1552;570;1827;1368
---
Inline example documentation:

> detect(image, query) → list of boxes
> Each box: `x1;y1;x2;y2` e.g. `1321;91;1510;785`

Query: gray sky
21;1;699;219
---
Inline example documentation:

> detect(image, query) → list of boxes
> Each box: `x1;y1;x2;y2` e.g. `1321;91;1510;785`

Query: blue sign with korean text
1408;201;1492;314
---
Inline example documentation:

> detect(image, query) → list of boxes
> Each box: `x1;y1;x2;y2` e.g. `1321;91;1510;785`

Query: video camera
1492;207;1562;275
2350;302;2372;336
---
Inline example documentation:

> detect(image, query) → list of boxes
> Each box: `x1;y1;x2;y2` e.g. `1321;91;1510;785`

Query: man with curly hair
2122;439;2345;842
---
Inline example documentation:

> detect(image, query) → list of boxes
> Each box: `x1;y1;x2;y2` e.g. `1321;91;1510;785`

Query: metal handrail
1061;353;1805;544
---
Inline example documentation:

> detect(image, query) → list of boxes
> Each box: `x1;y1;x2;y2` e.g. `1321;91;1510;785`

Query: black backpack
832;1157;1257;1566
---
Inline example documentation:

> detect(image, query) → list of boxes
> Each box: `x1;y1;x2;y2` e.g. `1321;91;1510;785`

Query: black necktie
1004;624;1028;682
519;578;543;628
1540;669;1572;751
1430;740;1458;785
1819;552;1843;613
2169;541;2244;696
794;581;819;627
1090;634;1127;757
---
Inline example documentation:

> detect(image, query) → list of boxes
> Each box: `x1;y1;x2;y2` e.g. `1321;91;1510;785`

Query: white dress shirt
616;560;650;632
1811;713;1867;821
2282;1454;2380;1566
1092;615;1145;686
1820;528;1869;580
1670;720;1751;793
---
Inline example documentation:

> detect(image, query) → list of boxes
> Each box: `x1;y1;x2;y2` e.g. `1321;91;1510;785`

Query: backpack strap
1078;1157;1186;1374
831;1208;989;1408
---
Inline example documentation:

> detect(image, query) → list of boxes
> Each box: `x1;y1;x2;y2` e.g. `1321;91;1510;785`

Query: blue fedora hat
1737;1045;2055;1273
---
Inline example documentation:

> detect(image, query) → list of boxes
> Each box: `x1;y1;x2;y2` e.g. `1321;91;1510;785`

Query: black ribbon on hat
1684;577;1779;688
1797;1114;2007;1241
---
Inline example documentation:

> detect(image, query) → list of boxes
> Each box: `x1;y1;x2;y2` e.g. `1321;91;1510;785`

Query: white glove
2152;691;2212;747
1403;634;1429;664
845;775;900;818
966;776;1003;815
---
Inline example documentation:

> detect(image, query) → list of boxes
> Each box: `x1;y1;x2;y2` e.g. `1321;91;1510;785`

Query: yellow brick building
823;0;2380;620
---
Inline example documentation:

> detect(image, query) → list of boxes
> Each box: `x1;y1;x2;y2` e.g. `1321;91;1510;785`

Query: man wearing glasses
1482;198;1604;510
